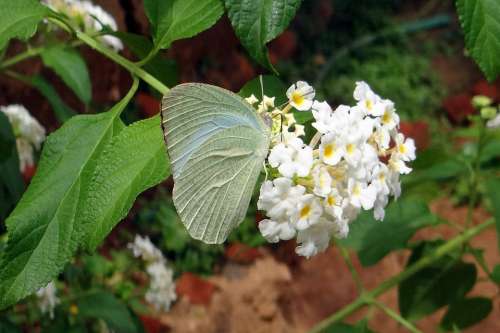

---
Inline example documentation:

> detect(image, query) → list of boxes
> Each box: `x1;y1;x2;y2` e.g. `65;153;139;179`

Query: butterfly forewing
161;83;270;244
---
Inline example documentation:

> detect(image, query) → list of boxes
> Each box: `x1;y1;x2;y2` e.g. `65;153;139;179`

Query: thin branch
370;299;422;333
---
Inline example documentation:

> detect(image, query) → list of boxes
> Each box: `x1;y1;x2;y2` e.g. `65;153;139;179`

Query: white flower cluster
36;281;60;319
249;81;416;258
128;235;177;312
0;104;46;172
43;0;123;51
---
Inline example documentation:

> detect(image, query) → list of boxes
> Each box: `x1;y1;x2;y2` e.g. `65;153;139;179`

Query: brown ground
159;198;499;333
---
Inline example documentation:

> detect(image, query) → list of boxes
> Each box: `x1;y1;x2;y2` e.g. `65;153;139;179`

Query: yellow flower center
327;195;336;206
365;99;373;110
70;304;79;316
300;205;311;219
353;184;361;196
382;110;391;124
324;143;335;158
346;143;355;154
291;91;305;106
398;144;406;154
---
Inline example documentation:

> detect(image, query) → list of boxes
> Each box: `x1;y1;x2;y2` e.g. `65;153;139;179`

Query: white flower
257;177;305;220
319;132;344;166
487;113;500;128
291;194;323;230
295;219;333;258
323;188;344;220
389;154;412;175
287;81;315;111
347;179;377;210
380;100;399;130
312;101;334;134
258;219;296;242
257;95;275;113
394;133;416;162
1;104;46;172
245;94;259;105
36;281;59;319
268;137;313;178
353;81;384;116
145;261;177;312
43;0;123;51
373;194;389;221
312;165;333;197
128;235;164;263
371;163;390;195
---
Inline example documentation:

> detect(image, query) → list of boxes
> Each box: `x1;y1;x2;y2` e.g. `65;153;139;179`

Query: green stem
465;120;485;229
308;219;494;333
339;244;364;293
370;299;422;333
74;30;169;95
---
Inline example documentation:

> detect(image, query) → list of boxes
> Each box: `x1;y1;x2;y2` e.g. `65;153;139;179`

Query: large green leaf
224;0;301;71
81;115;170;250
456;0;500;81
41;46;92;104
338;200;438;266
440;297;492;331
144;0;224;50
486;178;500;251
0;113;23;222
0;0;49;50
398;242;477;321
161;83;270;243
0;81;138;310
31;75;76;123
77;291;138;333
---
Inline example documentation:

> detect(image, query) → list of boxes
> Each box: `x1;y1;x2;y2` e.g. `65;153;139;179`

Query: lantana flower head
247;81;416;258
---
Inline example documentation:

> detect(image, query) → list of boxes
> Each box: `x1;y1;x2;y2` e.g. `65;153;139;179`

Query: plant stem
308;219;494;333
338;244;364;293
369;299;422;333
465;120;485;229
74;30;169;95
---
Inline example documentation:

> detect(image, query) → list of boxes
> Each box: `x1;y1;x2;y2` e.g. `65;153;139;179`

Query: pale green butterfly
161;83;271;244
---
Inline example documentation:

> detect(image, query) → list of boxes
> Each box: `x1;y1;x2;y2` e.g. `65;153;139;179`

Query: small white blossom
394;133;416;162
353;81;384;116
257;177;305;220
287;81;315;111
312;164;333;197
258;219;296;243
312;101;334;134
1;104;46;172
487;113;500;128
295;219;333;258
291;194;323;230
268;137;313;178
245;94;259;105
128;235;164;262
36;281;59;319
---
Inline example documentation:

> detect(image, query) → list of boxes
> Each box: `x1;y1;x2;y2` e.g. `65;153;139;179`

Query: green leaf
456;0;500;81
491;264;500;284
398;242;477;321
338;200;438;266
77;291;137;333
31;75;76;123
441;297;493;331
161;83;270;244
0;112;23;221
144;0;224;50
224;0;301;71
41;46;92;104
486;178;500;251
114;32;178;87
0;81;138;310
81;115;170;250
0;0;49;50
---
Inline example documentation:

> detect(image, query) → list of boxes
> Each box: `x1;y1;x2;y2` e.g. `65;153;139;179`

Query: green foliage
143;0;224;50
224;0;302;71
321;46;443;120
161;83;270;244
440;297;493;331
485;178;500;251
76;291;138;333
0;0;49;50
338;200;438;266
116;32;178;87
398;241;477;321
0;82;137;310
31;75;76;123
457;0;500;81
0;113;23;222
80;115;170;251
491;264;500;284
40;46;92;104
